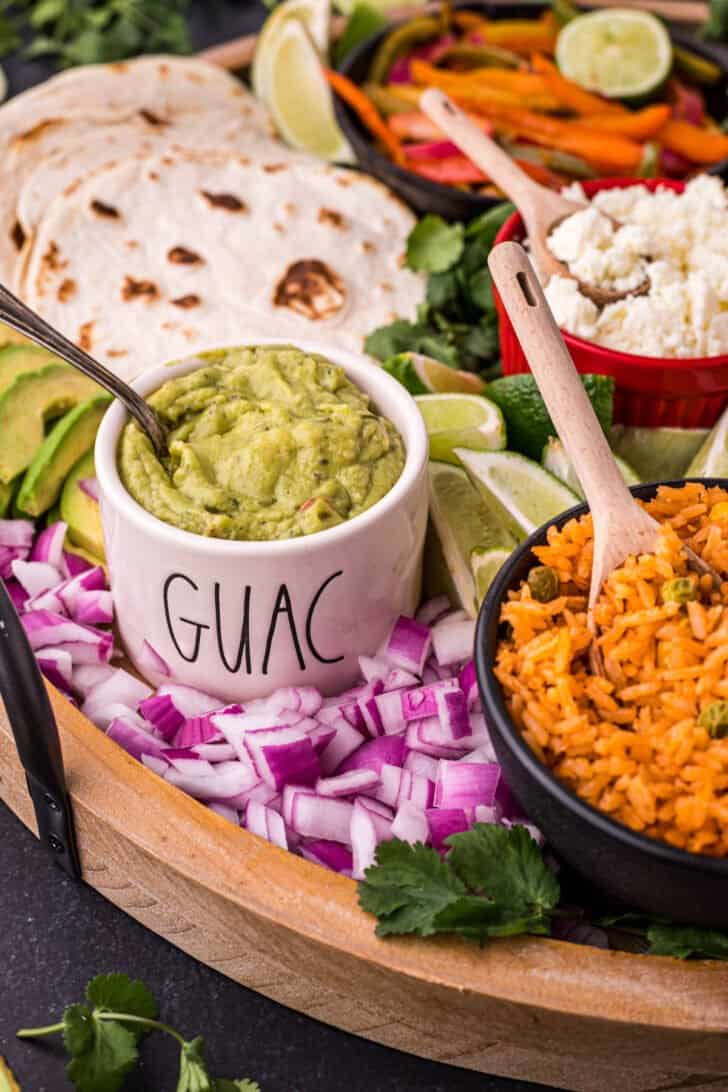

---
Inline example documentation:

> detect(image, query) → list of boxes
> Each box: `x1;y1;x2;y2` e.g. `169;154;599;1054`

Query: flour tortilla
0;56;275;284
21;148;423;378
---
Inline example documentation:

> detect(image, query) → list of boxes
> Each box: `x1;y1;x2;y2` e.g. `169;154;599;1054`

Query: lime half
555;9;672;100
415;393;506;464
687;408;728;478
609;426;708;482
427;461;518;616
456;449;579;537
254;16;352;161
543;437;639;500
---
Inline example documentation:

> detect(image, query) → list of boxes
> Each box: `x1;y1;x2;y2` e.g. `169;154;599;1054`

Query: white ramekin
95;339;429;702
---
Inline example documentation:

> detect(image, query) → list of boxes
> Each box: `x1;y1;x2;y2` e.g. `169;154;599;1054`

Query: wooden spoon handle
487;242;635;523
419;89;543;215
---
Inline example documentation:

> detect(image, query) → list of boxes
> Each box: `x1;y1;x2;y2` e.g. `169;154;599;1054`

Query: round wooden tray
1;686;727;1092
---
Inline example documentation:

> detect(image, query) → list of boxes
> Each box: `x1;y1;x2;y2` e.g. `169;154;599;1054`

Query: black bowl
336;1;728;221
475;479;728;929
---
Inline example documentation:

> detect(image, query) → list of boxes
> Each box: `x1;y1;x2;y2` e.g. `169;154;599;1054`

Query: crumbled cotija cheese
542;175;728;358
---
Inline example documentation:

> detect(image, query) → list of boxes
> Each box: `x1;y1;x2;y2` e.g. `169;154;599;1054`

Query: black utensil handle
0;581;81;881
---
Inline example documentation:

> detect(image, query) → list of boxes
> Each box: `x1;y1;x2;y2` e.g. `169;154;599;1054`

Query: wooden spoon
0;282;166;457
419;88;649;307
487;241;718;675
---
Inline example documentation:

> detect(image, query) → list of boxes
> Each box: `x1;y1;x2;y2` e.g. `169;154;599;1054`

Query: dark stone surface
0;10;550;1091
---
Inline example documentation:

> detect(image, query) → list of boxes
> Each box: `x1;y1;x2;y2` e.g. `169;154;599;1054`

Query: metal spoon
487;241;719;677
420;89;650;308
0;282;166;457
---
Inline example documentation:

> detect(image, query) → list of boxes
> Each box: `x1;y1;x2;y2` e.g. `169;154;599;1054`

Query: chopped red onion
435;760;500;809
72;589;114;626
107;715;168;761
10;560;62;599
141;753;170;776
381;615;431;676
350;800;382;879
208;801;239;824
29;521;66;569
391;801;429;845
164;759;258;801
432;617;475;667
36;647;74;692
72;663;116;697
21;610;113;662
82;668;152;726
175;706;241;747
3;578;27;613
337;734;406;777
245;727;320;790
458;660;478;707
63;550;94;577
415;595;452;628
474;804;500;825
316;769;379;797
136;638;171;679
290;792;354;844
316;716;365;774
426;807;469;851
300;839;353;875
190;741;238;762
0;519;35;549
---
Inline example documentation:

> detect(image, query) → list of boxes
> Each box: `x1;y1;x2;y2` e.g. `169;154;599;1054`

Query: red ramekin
493;177;728;428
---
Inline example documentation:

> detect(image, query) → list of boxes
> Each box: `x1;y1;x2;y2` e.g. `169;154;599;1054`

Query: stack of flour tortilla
2;55;423;379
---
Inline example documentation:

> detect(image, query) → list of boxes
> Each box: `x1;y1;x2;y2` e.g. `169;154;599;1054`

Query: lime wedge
253;0;331;103
543;437;639;500
254;16;353;161
415;393;506;464
456;449;579;537
427;461;518;616
610;425;709;482
555;9;672;100
687;407;728;478
409;353;487;395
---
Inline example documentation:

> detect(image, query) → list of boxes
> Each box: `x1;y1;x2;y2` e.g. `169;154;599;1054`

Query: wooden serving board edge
1;687;727;1092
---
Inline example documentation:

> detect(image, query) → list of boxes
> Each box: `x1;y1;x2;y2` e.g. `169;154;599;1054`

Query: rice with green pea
494;483;728;857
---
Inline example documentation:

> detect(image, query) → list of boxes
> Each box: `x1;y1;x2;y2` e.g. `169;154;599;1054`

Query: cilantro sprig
359;824;560;942
0;1;191;68
17;973;259;1092
365;204;514;383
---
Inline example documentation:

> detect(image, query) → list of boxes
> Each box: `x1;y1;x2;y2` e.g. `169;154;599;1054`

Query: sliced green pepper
638;141;661;179
528;565;560;603
673;45;722;86
698;701;728;739
368;16;442;84
437;43;521;69
364;83;416;116
660;577;697;604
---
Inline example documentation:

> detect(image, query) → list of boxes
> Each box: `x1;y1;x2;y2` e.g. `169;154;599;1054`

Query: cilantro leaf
704;0;728;41
178;1036;213;1092
406;215;465;274
381;354;429;396
66;1018;138;1092
447;824;560;923
63;1005;94;1057
647;923;728;960
358;840;468;937
85;973;157;1029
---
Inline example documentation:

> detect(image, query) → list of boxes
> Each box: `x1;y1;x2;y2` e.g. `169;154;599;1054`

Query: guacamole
119;345;406;541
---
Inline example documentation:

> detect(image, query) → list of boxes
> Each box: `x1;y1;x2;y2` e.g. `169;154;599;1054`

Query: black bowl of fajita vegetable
333;0;728;220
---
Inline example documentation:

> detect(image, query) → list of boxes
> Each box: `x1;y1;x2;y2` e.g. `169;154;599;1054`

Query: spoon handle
487;242;636;528
419;89;568;226
0;282;166;456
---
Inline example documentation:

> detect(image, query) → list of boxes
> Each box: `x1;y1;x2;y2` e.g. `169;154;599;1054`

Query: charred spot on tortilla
200;190;246;212
284;202;298;217
107;349;128;358
380;282;394;294
43;242;66;272
362;241;376;254
171;294;201;309
274;260;346;322
122;276;159;303
264;163;287;174
78;322;95;351
11;221;25;252
12;119;60;148
167;246;204;265
318;208;346;229
139;108;168;127
91;199;120;219
58;278;77;302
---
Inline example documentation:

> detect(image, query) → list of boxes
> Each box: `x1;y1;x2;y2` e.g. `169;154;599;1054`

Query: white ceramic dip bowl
95;339;429;703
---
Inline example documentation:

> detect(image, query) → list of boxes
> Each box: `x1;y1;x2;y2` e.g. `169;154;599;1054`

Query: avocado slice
15;394;111;516
0;343;60;397
60;449;106;560
0;365;101;484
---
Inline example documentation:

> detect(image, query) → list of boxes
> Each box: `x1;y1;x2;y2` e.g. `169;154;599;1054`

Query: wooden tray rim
1;683;725;1038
